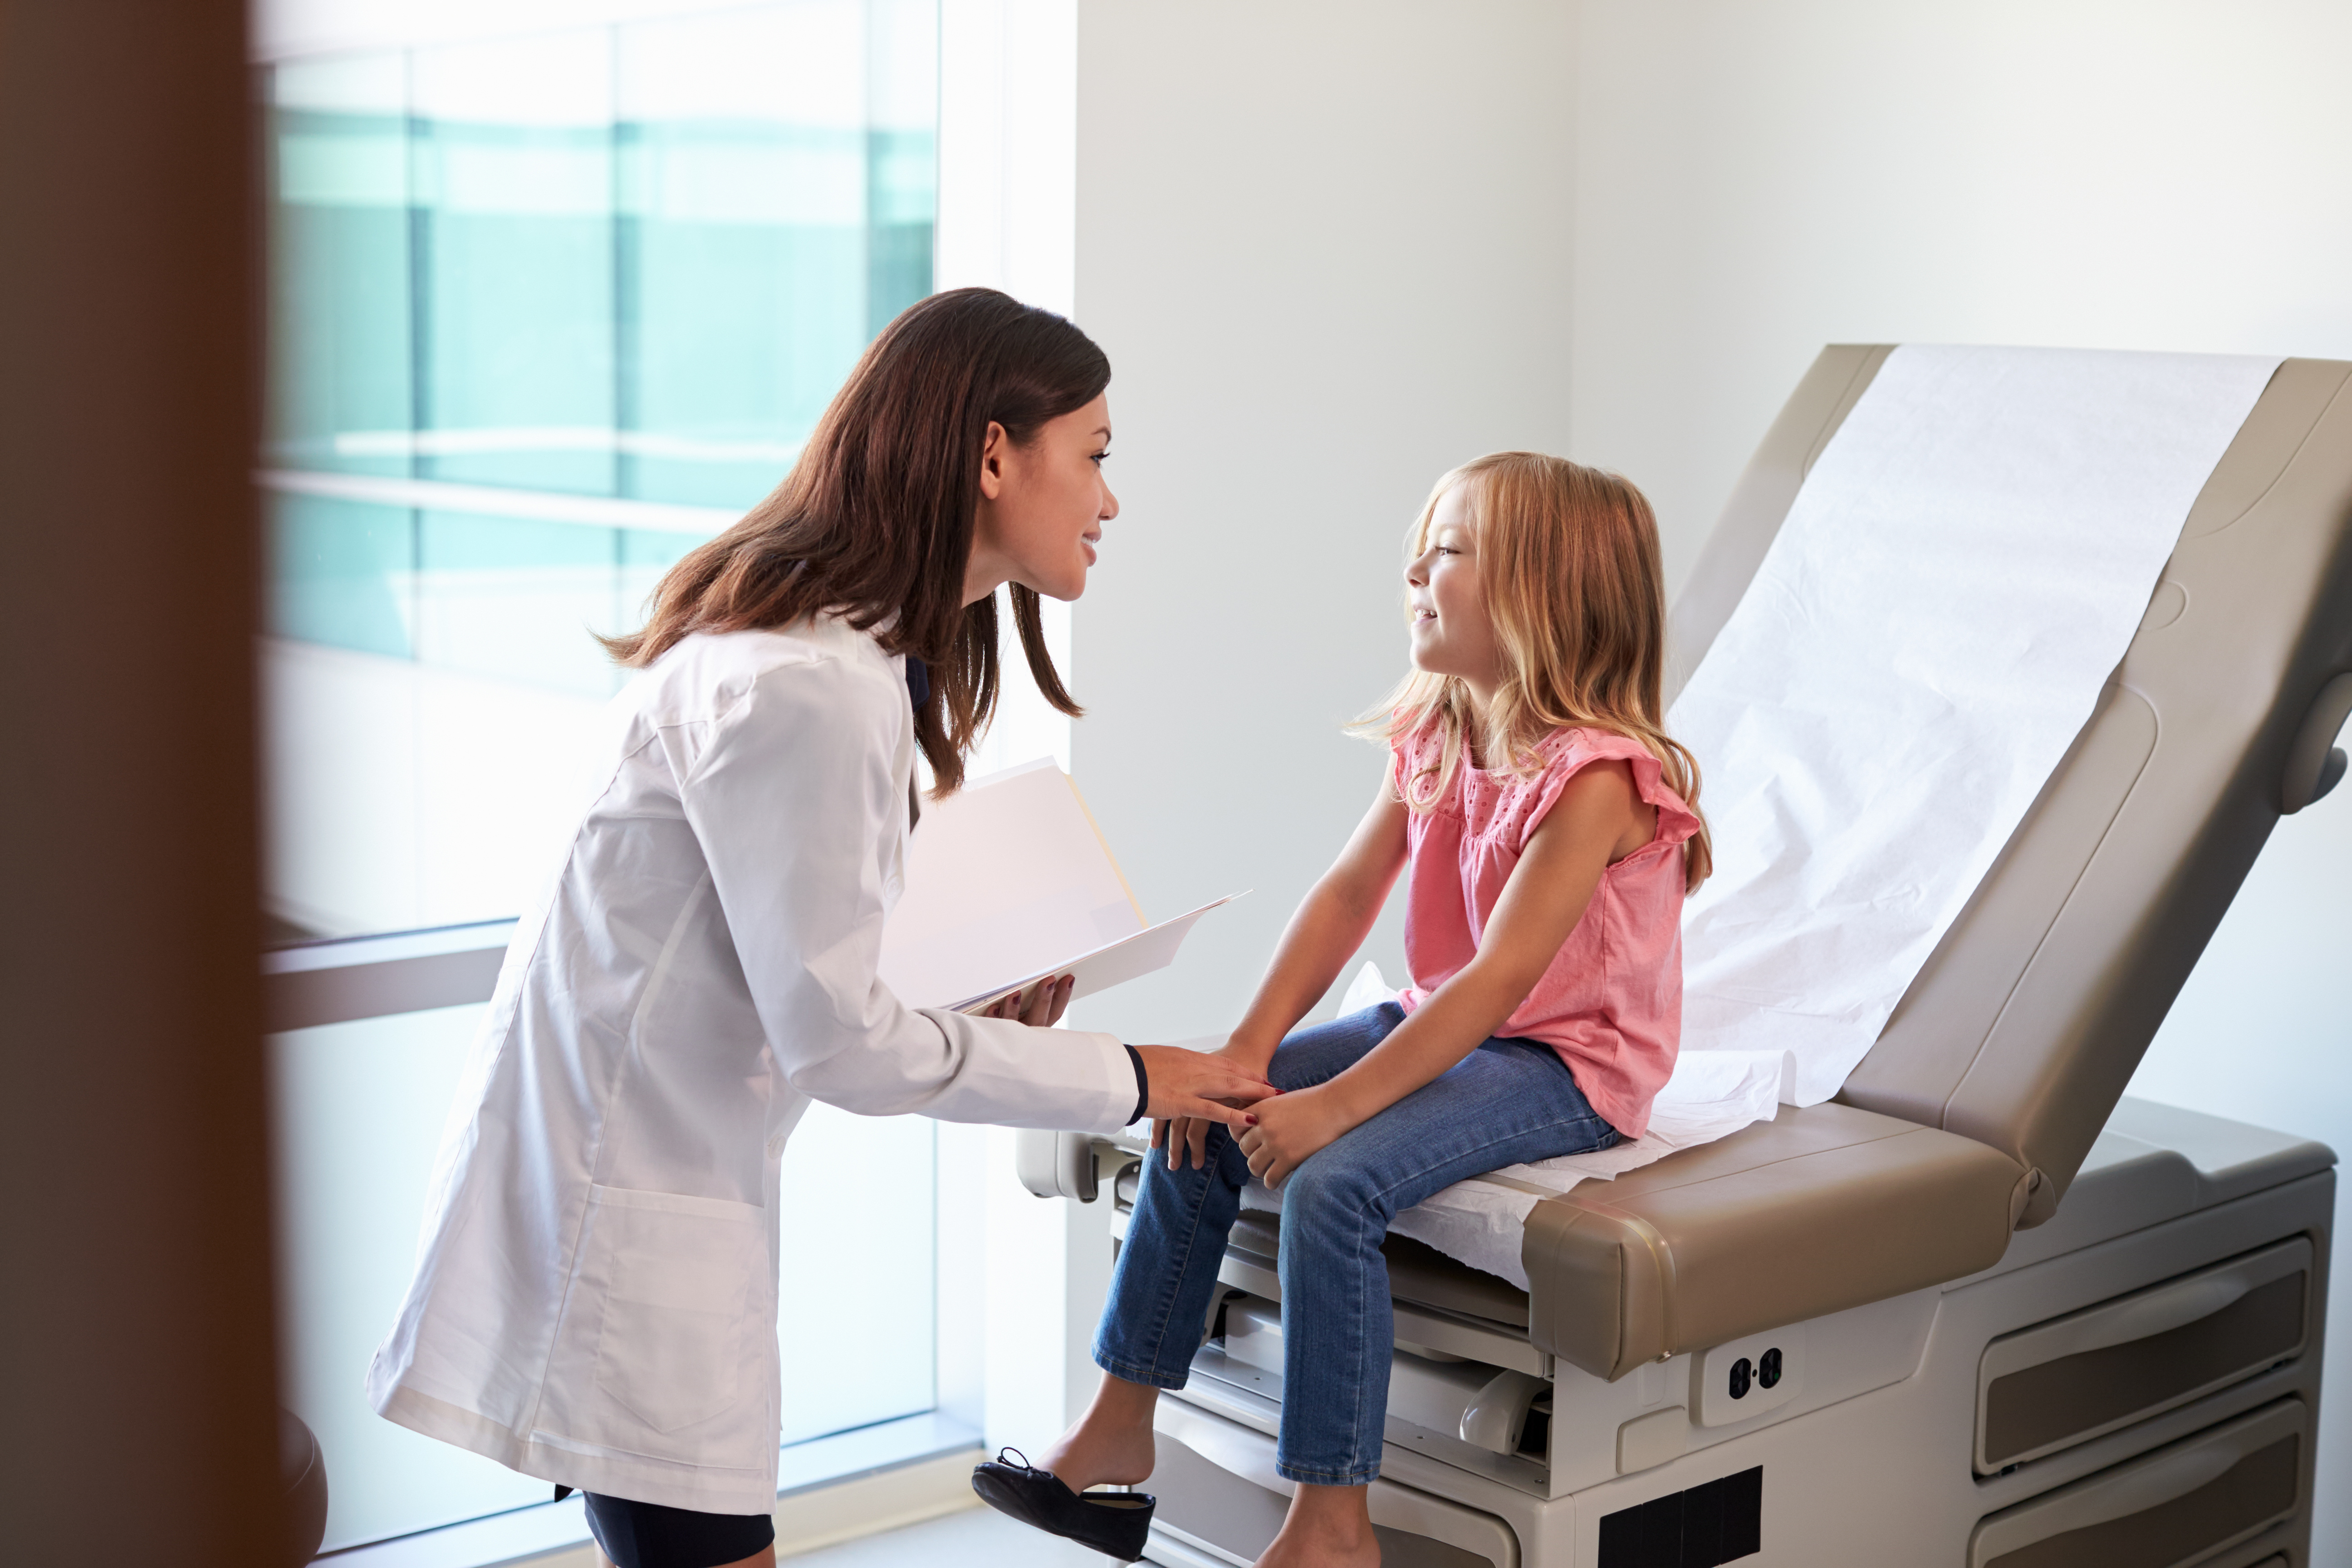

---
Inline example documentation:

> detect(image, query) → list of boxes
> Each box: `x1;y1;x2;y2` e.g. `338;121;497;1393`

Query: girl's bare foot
1037;1372;1160;1494
1257;1481;1380;1568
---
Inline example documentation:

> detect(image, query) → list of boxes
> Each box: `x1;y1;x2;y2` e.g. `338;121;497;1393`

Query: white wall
1064;0;2351;1553
1568;0;2352;587
1566;6;2352;1556
1067;0;1580;1045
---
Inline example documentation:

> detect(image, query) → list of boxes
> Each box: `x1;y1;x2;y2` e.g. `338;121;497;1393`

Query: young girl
974;453;1711;1567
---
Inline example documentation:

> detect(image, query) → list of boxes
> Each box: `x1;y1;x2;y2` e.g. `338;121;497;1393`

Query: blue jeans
1093;1003;1621;1485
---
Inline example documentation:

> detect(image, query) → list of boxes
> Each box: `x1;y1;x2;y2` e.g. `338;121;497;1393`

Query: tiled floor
782;1504;1124;1566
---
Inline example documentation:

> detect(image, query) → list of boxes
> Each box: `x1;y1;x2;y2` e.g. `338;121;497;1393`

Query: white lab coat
367;617;1137;1514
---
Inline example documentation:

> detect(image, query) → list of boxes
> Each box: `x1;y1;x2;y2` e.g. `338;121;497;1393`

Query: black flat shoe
970;1448;1156;1562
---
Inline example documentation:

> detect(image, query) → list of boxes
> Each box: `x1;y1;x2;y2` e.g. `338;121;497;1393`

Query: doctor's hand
980;974;1074;1027
1154;1038;1281;1172
1136;1044;1275;1145
1235;1085;1352;1191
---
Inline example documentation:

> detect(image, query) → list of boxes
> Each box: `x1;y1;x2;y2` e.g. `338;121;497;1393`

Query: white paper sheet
1669;345;2281;1105
878;758;1244;1013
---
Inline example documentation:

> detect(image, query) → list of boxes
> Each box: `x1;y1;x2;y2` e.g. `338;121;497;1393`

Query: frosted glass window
260;0;938;936
262;5;946;1550
275;1006;941;1549
272;1005;550;1552
775;1104;939;1447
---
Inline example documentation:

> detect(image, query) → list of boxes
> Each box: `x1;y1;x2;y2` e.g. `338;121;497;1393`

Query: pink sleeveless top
1392;725;1700;1139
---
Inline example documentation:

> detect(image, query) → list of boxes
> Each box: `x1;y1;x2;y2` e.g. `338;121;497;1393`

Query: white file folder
878;758;1244;1014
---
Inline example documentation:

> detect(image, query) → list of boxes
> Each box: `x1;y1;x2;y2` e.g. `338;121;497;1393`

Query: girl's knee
1267;1005;1399;1092
1266;1049;1320;1094
1277;1155;1380;1231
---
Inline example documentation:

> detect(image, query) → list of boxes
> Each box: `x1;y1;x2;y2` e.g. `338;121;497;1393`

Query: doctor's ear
978;420;1009;501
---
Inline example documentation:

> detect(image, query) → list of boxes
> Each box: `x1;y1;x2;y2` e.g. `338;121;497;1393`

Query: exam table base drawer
1975;1239;2311;1472
1970;1397;2305;1568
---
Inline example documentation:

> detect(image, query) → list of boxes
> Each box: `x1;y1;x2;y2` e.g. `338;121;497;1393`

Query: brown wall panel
0;0;281;1558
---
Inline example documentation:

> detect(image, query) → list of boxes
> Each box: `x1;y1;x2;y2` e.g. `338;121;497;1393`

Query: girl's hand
1235;1085;1354;1190
981;974;1074;1027
1154;1037;1278;1171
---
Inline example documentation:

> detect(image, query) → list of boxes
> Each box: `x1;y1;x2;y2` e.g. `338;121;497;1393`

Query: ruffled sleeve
1512;728;1701;859
1389;715;1440;808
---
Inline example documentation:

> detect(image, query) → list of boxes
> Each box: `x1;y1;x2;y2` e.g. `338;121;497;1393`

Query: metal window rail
256;468;738;538
263;920;517;1033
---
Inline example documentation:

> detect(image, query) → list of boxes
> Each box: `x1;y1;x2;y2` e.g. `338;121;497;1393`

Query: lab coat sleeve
681;653;1138;1133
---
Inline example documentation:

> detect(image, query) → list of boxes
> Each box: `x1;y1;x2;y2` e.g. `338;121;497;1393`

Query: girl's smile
1404;482;1504;705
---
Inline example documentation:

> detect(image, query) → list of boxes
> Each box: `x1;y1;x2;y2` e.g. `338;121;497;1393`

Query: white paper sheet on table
1669;345;2281;1106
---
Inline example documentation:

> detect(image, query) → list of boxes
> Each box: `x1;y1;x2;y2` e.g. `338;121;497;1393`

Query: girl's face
1406;482;1504;701
966;394;1118;605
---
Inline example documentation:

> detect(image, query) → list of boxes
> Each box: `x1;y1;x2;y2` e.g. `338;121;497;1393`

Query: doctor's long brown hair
603;288;1098;795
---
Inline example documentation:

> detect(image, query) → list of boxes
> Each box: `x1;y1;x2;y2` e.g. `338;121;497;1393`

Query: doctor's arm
685;659;1266;1133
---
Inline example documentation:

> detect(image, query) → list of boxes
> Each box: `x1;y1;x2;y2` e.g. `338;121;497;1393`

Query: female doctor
367;289;1274;1568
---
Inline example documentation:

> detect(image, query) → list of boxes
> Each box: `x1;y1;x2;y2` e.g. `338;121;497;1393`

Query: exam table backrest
1667;347;2352;1226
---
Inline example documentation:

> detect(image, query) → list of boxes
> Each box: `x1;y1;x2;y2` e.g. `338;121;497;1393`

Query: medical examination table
1020;348;2352;1567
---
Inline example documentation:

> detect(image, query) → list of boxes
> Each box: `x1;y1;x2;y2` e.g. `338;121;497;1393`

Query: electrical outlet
1693;1324;1806;1426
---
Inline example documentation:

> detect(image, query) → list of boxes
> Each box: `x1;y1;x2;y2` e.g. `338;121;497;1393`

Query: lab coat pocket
584;1185;764;1437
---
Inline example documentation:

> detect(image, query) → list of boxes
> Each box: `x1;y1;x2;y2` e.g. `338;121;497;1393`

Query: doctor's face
970;394;1118;604
1406;482;1503;700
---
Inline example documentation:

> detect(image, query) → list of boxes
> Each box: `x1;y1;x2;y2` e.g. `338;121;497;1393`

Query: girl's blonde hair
1354;452;1713;891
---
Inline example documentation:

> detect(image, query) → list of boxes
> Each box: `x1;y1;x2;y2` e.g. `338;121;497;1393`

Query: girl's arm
1227;773;1412;1069
1237;759;1651;1188
1156;771;1408;1169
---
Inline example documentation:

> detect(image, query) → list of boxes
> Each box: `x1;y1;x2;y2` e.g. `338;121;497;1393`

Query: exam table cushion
1521;1102;2024;1380
1202;1102;2020;1384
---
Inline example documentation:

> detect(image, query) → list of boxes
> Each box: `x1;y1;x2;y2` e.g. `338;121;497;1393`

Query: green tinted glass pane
624;150;866;506
269;492;415;657
266;57;413;476
619;527;702;570
614;0;933;510
412;29;618;496
867;0;939;336
617;526;709;632
415;511;624;696
412;136;617;495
